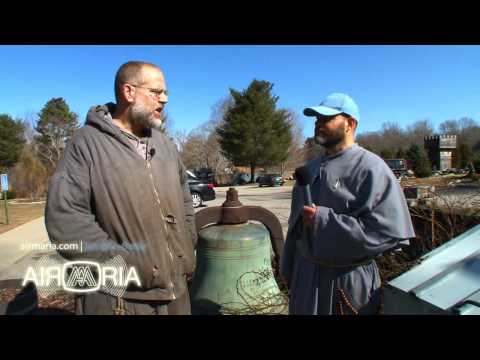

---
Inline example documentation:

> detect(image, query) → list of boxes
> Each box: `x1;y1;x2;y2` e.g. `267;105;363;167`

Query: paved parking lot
195;184;294;238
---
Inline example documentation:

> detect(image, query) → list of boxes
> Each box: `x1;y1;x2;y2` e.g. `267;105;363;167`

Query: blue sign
1;174;8;192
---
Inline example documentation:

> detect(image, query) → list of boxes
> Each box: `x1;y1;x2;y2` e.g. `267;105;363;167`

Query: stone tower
424;134;457;171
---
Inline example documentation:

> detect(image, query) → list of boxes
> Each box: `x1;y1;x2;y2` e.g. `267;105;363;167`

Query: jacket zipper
146;159;177;300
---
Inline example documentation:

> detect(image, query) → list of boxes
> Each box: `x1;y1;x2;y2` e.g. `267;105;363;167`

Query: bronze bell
190;188;287;315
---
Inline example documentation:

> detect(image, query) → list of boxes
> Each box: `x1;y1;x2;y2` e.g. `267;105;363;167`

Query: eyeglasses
129;84;169;98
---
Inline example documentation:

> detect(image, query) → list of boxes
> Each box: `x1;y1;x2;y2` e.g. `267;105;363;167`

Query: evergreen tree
35;98;79;171
473;154;480;173
0;114;26;170
217;80;292;182
456;143;473;169
407;144;432;178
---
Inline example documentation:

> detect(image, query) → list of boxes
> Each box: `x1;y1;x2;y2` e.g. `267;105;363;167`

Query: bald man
46;61;196;315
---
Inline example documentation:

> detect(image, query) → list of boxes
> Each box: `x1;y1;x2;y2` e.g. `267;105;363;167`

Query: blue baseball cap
303;93;360;121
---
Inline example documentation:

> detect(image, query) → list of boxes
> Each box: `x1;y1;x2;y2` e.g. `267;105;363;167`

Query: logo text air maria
22;255;141;297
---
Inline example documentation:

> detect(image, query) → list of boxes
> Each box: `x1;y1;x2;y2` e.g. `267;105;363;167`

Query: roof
388;224;480;314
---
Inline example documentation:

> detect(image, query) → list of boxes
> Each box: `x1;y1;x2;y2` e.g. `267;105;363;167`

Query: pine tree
456;143;473;169
407;144;432;178
217;80;292;182
34;98;79;172
473;154;480;173
0;114;26;170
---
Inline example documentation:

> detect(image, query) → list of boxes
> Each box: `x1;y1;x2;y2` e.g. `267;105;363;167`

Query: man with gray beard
280;93;415;315
46;61;197;315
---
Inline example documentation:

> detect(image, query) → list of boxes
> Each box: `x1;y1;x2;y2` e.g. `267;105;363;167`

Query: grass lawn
0;201;45;235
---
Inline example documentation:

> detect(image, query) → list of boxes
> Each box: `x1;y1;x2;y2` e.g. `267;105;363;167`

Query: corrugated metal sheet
384;224;480;315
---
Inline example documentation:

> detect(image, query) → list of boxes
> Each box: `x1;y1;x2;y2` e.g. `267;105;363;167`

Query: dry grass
400;174;468;188
0;201;45;235
0;287;75;315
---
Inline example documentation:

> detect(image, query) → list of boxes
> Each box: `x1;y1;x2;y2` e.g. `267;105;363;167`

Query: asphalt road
195;184;293;238
198;182;480;235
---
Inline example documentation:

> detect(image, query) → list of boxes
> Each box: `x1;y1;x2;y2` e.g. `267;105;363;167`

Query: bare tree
210;95;233;124
20;110;39;144
303;137;325;162
172;128;188;153
181;120;232;182
356;122;406;156
156;110;174;135
357;131;381;154
280;109;305;175
357;119;434;156
177;95;234;184
10;145;48;200
405;119;435;148
439;119;460;135
381;122;407;153
205;96;235;182
438;117;480;159
458;117;480;151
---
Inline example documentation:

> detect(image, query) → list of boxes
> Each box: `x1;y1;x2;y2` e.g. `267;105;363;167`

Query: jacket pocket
168;221;196;275
123;241;172;291
149;248;175;290
124;253;156;291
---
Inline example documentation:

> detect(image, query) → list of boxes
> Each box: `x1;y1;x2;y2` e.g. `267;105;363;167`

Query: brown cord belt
337;288;359;315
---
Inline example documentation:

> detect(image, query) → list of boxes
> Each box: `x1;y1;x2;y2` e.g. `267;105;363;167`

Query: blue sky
0;45;479;139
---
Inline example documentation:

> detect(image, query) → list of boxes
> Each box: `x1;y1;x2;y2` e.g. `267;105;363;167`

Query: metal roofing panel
387;224;480;312
389;224;480;292
454;289;480;315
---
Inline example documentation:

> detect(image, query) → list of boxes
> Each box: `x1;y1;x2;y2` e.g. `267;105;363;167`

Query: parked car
385;158;409;179
232;172;261;185
257;174;284;187
194;167;216;185
187;170;216;208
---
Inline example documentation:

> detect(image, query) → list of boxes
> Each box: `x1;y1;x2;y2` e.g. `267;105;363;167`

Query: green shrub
407;144;432;178
0;190;16;200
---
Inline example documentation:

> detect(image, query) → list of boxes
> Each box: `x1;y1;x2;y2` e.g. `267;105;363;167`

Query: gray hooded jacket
45;103;196;301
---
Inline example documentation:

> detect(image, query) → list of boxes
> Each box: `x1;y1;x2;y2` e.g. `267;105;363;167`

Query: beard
130;103;163;129
314;124;346;148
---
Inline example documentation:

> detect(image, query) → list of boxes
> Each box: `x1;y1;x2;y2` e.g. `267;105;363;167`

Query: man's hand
302;205;317;228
